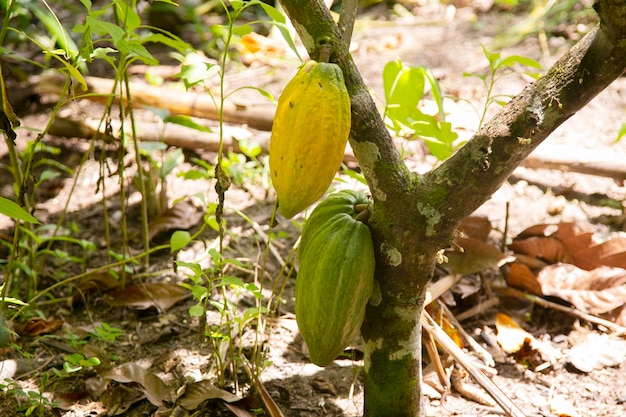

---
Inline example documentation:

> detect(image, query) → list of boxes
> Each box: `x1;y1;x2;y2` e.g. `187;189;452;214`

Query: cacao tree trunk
279;0;626;415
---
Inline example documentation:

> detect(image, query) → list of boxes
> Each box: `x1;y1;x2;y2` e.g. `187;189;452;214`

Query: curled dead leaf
506;262;543;295
537;263;626;315
104;283;190;312
100;362;172;406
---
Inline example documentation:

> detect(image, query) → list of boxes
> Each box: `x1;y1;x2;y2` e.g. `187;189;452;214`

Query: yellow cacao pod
269;60;351;219
296;190;375;366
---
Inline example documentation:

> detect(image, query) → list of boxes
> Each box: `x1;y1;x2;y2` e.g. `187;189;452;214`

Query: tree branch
338;0;358;48
425;9;626;232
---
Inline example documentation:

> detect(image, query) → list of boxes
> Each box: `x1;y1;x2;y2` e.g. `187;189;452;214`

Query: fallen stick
495;286;626;334
48;114;270;154
37;72;276;131
421;310;527;417
47;114;360;164
521;143;626;182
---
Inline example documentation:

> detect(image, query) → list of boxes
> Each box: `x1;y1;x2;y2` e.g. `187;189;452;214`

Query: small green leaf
233;24;254;37
90;47;118;65
178;62;220;89
139;140;168;153
238;138;261;158
170;230;191;252
117;39;158;65
160;148;184;178
188;304;204;317
141;33;191;54
164;115;213;133
114;0;142;32
481;45;501;69
498;55;542;70
615;123;626;142
86;17;125;42
0;197;39;223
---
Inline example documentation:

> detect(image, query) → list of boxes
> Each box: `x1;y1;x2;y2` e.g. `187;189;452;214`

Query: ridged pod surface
269;60;351;219
296;190;375;366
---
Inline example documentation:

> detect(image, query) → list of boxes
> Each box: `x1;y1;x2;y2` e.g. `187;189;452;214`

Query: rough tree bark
279;0;626;415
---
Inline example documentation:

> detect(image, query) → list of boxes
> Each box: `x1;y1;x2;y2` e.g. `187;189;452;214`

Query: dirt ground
2;1;626;416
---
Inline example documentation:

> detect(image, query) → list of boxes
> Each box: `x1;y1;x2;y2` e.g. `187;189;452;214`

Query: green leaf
178;62;220;89
86;17;125;43
238;138;261;158
29;3;80;60
170;230;191;252
90;47;118;65
481;45;501;70
141;33;191;54
420;66;445;122
139;140;168;153
164;114;213;133
113;0;141;33
233;24;254;37
0;197;39;223
117;39;158;65
258;2;286;23
188;304;205;317
616;123;626;142
160;148;184;178
498;55;542;70
220;276;245;288
383;60;425;108
267;22;301;61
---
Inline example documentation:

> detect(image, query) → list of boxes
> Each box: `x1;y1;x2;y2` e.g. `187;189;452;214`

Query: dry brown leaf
591;236;626;269
445;236;515;275
458;216;492;241
511;223;626;271
537;264;626;315
104;283;190;312
508;236;572;265
99;384;145;415
178;380;240;410
148;200;202;241
567;333;626;373
224;401;256;417
506;262;543;295
14;317;63;337
100;362;172;407
71;271;121;306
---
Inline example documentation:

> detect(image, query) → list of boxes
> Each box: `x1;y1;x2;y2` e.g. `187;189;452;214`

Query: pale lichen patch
381;242;402;266
363;337;385;372
416;202;442;237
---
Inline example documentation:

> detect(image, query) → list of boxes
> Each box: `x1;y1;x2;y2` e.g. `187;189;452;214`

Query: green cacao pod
269;60;351;219
296;190;375;366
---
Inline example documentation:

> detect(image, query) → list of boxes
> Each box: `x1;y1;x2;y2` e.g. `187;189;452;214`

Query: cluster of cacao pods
269;59;351;219
295;190;375;366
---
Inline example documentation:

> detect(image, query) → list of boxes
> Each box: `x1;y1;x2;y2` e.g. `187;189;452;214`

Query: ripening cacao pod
269;60;351;219
296;190;375;366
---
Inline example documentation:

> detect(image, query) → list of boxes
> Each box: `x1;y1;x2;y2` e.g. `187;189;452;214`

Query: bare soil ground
1;2;626;416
